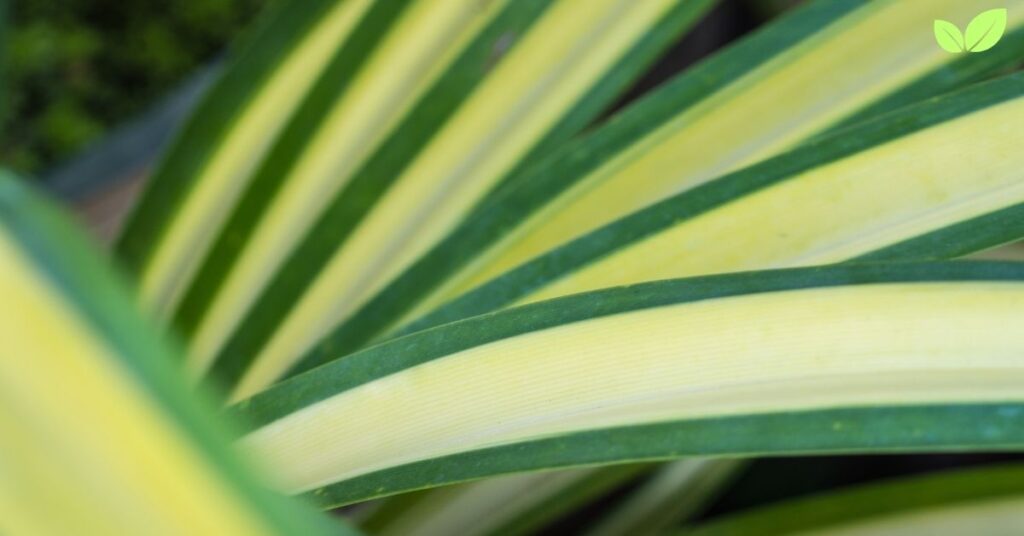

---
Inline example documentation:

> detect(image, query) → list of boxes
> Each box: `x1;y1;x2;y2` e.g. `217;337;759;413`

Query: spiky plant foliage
5;1;1024;534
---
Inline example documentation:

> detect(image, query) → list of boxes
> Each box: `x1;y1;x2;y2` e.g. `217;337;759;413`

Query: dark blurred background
3;0;809;181
3;0;266;174
3;0;808;239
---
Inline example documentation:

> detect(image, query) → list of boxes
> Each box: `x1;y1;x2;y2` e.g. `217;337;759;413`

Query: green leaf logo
934;8;1008;53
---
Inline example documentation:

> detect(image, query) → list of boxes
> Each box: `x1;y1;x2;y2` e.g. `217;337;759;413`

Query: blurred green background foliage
3;0;266;175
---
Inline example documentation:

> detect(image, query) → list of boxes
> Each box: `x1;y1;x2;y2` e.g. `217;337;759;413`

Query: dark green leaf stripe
114;0;350;274
203;0;718;387
170;0;422;345
383;73;1024;340
683;463;1024;536
0;172;343;535
855;202;1024;262
286;1;1024;377
588;460;741;536
196;0;553;387
306;403;1024;508
235;261;1024;429
362;465;651;536
485;0;719;200
489;465;650;536
286;0;870;374
822;26;1024;136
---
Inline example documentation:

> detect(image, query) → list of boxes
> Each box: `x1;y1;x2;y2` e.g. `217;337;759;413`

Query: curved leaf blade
586;460;742;536
234;262;1024;506
307;404;1024;509
829;25;1024;132
289;0;1024;376
0;173;345;535
683;463;1024;536
117;0;377;310
362;465;648;536
187;0;711;399
389;73;1024;338
178;0;530;381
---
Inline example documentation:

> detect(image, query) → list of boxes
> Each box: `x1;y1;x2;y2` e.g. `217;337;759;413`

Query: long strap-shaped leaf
365;457;735;535
123;0;715;396
822;23;1024;135
372;97;1024;527
431;1;1024;301
294;69;1024;376
290;0;1024;377
175;0;545;374
329;8;1024;520
361;465;649;536
233;262;1024;507
118;0;379;306
367;459;736;535
586;460;742;536
351;68;1024;528
682;463;1024;536
0;173;344;534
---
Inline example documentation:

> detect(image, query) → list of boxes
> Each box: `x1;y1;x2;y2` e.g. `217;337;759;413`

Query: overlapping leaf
235;262;1024;507
0;173;347;535
99;0;1024;528
118;0;1024;402
683;463;1024;535
290;0;1024;380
